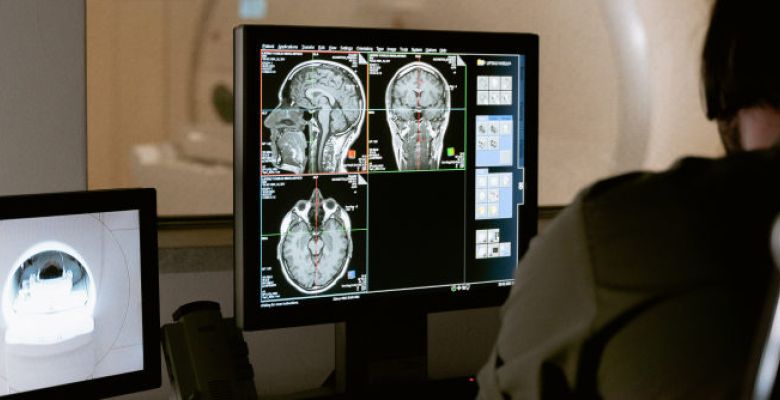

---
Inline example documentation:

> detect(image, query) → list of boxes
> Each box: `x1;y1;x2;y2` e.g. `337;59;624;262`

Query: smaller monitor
0;189;160;399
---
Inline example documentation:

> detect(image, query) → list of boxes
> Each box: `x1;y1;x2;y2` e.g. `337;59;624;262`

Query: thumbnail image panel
260;174;367;299
367;53;466;172
260;51;369;175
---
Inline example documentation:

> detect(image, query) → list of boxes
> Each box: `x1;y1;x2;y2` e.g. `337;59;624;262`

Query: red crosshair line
314;177;320;275
416;68;422;170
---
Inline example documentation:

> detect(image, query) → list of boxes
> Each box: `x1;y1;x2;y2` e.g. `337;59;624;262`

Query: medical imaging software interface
0;211;144;395
259;42;527;307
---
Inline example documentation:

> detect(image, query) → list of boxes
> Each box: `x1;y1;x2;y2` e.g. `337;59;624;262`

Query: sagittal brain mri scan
385;62;451;170
264;60;366;174
278;187;353;294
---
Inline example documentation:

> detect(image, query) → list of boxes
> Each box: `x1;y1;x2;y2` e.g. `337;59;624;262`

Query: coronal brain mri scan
278;187;353;294
264;60;366;174
385;61;451;170
0;211;143;395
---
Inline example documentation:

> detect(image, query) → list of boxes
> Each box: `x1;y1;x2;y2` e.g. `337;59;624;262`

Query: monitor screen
0;189;159;398
235;26;538;330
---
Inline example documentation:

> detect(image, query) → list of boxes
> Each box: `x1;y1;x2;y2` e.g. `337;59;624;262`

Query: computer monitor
234;25;537;391
0;189;160;399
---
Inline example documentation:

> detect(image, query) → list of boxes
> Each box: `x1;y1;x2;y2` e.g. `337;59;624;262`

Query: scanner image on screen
258;42;527;306
262;53;368;175
0;211;143;395
278;187;354;294
261;174;367;301
385;61;451;170
368;52;466;172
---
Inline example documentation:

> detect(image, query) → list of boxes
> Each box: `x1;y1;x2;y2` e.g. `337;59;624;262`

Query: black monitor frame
235;25;539;331
0;189;160;400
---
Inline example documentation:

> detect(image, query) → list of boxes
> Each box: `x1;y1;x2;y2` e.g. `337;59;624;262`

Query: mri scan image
264;60;366;174
277;187;353;294
385;61;451;170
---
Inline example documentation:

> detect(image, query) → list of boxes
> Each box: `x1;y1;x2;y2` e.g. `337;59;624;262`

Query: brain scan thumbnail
385;61;451;170
264;60;366;174
278;187;353;294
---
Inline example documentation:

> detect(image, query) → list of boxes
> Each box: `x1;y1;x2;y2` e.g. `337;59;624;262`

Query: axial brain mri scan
264;60;366;174
385;61;451;170
278;187;354;294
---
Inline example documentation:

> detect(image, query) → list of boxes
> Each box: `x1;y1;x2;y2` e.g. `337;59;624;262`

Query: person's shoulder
575;147;780;287
583;147;780;206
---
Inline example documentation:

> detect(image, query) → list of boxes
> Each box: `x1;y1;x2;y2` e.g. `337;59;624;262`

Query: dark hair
702;0;780;121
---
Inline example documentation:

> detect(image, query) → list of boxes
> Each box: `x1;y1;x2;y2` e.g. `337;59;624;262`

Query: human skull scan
264;60;366;174
385;61;451;170
277;187;353;294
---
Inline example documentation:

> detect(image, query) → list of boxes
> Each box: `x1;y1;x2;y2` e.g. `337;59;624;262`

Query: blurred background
86;0;720;214
81;1;725;396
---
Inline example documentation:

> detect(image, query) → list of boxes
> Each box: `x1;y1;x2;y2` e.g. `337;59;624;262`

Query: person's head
702;0;780;153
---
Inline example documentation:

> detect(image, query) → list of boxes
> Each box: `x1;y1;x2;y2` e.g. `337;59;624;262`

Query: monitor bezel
0;188;160;399
235;25;539;331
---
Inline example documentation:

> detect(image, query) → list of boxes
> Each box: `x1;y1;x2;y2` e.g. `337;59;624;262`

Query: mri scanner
131;0;233;216
0;212;141;394
129;0;721;214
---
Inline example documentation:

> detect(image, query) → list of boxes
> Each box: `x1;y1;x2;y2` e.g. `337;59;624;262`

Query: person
477;0;780;398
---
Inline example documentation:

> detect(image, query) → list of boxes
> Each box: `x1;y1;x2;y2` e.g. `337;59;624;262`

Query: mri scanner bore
0;211;143;395
6;249;94;345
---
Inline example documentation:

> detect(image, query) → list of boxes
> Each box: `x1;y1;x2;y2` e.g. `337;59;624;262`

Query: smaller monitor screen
0;189;159;398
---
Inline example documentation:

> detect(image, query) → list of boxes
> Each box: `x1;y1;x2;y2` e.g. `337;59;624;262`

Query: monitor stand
332;312;428;395
262;313;428;399
266;312;478;399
